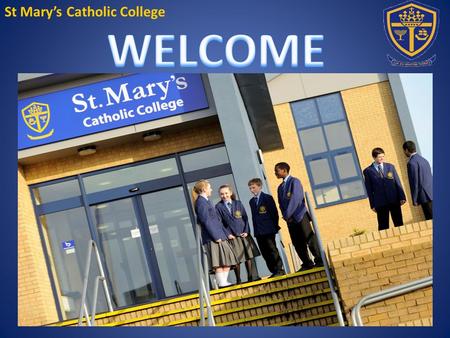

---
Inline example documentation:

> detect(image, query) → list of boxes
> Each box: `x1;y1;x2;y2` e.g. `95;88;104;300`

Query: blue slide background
1;0;449;337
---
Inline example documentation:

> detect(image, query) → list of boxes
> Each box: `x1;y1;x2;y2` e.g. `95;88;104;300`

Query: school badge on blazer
234;210;242;218
286;191;291;198
259;206;267;214
384;1;439;65
387;171;394;179
21;102;54;140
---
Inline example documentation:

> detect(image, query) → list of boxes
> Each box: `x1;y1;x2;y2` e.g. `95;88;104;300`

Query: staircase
51;267;341;327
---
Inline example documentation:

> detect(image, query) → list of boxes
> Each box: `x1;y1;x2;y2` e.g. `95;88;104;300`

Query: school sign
18;73;209;150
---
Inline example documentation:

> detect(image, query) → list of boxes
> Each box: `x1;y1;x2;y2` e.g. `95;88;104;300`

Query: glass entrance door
91;198;157;308
140;187;198;297
90;185;198;308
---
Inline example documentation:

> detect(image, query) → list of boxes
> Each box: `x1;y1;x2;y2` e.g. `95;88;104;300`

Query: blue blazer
194;196;228;244
277;176;307;223
249;192;280;237
216;200;250;236
363;162;406;209
407;154;433;205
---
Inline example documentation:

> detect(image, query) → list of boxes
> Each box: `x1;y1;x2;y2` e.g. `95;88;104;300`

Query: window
33;179;81;205
290;93;365;207
180;146;229;172
83;158;179;194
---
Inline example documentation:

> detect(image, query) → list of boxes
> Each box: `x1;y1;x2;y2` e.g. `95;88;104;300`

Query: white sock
215;271;223;286
223;270;230;284
216;271;232;287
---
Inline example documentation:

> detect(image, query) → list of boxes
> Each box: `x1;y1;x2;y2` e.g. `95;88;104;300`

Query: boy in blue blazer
403;141;433;220
248;178;285;277
274;163;323;272
363;147;406;230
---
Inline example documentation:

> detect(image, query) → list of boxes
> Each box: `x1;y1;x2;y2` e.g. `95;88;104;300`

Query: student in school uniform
192;179;237;288
363;147;407;230
248;178;286;278
402;141;433;220
216;185;261;283
275;162;323;272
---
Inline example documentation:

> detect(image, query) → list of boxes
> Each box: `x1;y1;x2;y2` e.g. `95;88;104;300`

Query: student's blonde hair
218;184;236;200
248;178;262;187
192;179;210;203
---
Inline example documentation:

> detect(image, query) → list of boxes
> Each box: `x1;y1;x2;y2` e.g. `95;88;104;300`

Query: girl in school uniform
192;179;237;288
215;184;261;283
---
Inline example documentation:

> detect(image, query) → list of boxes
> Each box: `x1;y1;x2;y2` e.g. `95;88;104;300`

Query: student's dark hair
275;162;290;173
402;141;416;153
371;147;385;158
218;184;237;200
248;178;262;186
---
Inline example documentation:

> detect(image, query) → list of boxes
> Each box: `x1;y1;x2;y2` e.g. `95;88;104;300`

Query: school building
18;73;431;326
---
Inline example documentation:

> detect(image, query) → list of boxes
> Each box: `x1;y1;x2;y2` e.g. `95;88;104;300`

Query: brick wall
18;165;59;325
18;120;224;325
262;81;424;271
328;221;432;326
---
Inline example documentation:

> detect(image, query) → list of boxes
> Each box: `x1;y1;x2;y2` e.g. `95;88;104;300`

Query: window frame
291;93;366;208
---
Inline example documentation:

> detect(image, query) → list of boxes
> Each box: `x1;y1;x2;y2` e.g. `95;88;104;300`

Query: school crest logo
287;191;291;199
234;210;242;218
21;102;54;140
259;206;267;214
387;171;394;179
384;1;439;65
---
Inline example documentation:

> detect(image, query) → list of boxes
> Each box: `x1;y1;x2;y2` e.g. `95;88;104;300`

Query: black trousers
255;234;284;274
421;201;433;220
375;203;403;230
287;215;322;267
248;258;260;281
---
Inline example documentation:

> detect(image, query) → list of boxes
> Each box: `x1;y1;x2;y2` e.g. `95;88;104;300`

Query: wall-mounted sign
62;240;75;255
130;228;141;238
18;73;209;150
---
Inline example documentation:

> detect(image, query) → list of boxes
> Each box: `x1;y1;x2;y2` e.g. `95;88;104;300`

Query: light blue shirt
255;192;262;205
225;200;232;213
282;175;291;193
373;162;384;171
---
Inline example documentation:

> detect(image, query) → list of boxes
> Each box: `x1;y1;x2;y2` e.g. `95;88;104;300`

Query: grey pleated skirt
228;235;261;263
204;240;238;269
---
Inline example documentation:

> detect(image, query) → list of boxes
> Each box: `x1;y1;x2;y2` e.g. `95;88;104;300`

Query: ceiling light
78;145;96;156
143;131;162;142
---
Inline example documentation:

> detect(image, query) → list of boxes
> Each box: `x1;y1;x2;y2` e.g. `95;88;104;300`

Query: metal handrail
197;224;215;326
351;276;432;326
305;192;346;326
78;240;114;326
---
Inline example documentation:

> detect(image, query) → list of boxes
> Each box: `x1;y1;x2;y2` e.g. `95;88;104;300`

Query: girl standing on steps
192;179;238;288
216;184;261;283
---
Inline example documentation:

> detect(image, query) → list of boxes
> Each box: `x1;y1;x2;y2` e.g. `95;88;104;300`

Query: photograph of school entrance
18;73;432;327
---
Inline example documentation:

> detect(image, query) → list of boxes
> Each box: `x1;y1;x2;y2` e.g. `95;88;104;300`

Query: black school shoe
296;264;315;272
269;270;286;278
